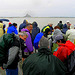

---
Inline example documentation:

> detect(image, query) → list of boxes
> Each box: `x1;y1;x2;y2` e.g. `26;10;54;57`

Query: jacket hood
60;40;75;50
32;22;38;28
23;20;27;24
38;47;52;55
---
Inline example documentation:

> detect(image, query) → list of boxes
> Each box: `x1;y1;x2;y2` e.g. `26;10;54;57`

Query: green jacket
0;33;14;66
22;47;67;75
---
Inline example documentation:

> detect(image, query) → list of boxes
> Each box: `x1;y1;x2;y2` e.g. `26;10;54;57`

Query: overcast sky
0;0;75;17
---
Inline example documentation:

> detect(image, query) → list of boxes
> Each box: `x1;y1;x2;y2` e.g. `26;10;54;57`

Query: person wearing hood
57;21;63;29
62;24;68;34
21;23;33;60
22;36;67;75
19;20;28;32
53;34;75;62
31;21;40;44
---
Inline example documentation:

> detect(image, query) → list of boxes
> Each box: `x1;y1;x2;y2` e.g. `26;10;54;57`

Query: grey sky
0;0;75;17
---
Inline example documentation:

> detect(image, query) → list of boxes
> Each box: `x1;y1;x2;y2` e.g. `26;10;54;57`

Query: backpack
66;50;75;75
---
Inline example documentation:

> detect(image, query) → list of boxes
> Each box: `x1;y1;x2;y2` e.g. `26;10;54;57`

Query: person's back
22;37;67;75
31;22;40;44
57;21;63;29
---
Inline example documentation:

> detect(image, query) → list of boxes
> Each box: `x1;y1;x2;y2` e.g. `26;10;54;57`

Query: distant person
21;23;33;61
7;23;18;34
0;21;4;37
5;22;13;33
57;21;63;29
31;21;40;44
22;36;67;75
62;24;68;34
66;21;71;29
41;23;54;34
19;20;28;32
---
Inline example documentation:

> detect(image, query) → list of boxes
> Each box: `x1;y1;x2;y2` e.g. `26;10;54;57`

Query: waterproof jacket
53;40;75;62
22;47;67;75
0;23;3;37
7;25;18;34
57;23;63;29
62;24;68;34
19;20;27;32
31;22;40;44
21;28;33;52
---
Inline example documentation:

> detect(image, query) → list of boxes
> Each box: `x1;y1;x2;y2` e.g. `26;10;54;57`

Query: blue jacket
19;20;27;32
34;33;44;49
7;26;18;34
31;22;40;44
62;24;68;34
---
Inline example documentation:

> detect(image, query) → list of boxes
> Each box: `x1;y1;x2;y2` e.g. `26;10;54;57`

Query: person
22;36;67;75
41;23;54;34
66;21;71;29
31;21;40;44
53;34;75;62
19;20;28;32
7;23;18;34
0;21;4;37
5;22;13;33
62;24;68;34
0;32;28;75
57;21;63;29
21;23;33;60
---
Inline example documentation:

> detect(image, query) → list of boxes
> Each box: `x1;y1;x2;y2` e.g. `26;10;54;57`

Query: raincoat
21;28;33;52
53;40;75;62
31;22;40;44
7;25;18;34
22;47;67;75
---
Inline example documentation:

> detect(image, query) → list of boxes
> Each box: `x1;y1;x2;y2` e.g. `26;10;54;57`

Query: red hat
9;22;12;25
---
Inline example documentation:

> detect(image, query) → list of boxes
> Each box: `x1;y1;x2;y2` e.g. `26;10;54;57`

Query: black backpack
66;50;75;75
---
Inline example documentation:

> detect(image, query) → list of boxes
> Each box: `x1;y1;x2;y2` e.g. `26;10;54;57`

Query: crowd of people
0;19;75;75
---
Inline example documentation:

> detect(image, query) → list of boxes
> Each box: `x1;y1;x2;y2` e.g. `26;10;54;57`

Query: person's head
32;21;38;28
45;28;51;35
48;23;53;27
39;36;49;48
53;35;66;45
9;22;12;27
13;23;17;28
18;31;28;41
26;23;33;32
59;21;62;23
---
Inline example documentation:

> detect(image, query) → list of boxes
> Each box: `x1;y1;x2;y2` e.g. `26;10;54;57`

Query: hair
56;36;66;43
59;21;62;23
13;23;17;27
26;23;32;27
39;36;49;47
0;21;2;23
18;31;28;37
54;26;60;30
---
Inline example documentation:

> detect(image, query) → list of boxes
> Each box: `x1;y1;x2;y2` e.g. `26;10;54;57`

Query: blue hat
53;34;63;43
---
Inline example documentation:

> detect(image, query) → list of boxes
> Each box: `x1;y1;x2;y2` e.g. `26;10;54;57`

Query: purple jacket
21;28;33;52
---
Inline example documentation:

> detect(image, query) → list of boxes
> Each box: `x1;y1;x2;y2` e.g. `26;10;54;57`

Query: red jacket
53;40;75;62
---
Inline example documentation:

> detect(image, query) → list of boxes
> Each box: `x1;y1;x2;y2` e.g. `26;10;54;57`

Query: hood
60;40;75;50
52;29;63;40
21;28;29;32
23;20;28;24
38;47;52;55
32;22;38;28
63;24;67;28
